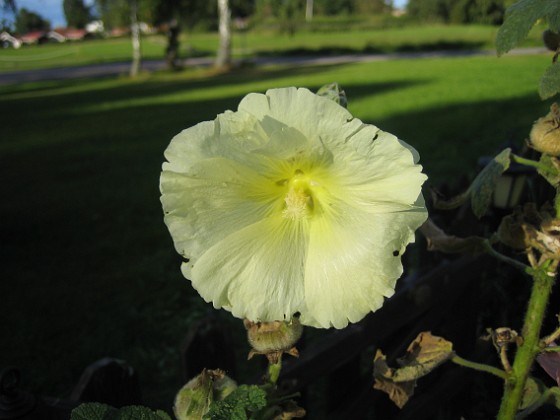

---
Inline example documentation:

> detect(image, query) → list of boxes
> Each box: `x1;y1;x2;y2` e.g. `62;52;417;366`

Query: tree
407;0;506;24
129;0;141;77
95;0;131;29
215;0;232;68
63;0;92;28
15;7;50;33
2;0;15;13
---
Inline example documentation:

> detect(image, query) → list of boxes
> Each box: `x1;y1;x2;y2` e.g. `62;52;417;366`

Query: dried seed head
529;103;560;157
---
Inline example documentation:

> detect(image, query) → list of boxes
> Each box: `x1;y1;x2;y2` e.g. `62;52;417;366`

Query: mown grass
0;52;552;413
0;23;545;72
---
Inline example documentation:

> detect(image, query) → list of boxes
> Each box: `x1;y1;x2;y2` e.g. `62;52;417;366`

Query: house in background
0;31;22;48
19;30;48;45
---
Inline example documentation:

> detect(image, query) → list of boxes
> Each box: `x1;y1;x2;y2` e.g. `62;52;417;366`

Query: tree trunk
129;0;142;77
165;19;181;70
215;0;232;69
305;0;313;21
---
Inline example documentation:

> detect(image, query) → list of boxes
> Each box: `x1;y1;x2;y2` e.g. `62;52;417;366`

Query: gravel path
0;47;547;86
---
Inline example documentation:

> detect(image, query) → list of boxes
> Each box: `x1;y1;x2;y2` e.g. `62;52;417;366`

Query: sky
5;0;408;29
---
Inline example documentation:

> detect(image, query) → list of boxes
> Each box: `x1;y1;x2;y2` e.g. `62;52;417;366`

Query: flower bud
244;318;303;362
173;369;237;420
529;104;560;156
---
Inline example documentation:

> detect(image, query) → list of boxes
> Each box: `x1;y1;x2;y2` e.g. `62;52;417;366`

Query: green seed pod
173;369;237;420
529;104;560;157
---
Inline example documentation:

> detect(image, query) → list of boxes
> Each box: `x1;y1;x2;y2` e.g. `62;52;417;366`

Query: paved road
0;47;547;86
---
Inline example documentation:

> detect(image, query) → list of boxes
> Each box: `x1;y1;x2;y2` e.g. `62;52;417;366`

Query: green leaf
70;403;171;420
118;406;172;420
546;4;560;32
71;403;118;420
549;386;560;409
537;154;560;186
432;149;512;218
204;385;267;420
520;377;545;410
540;62;560;99
496;0;550;56
469;148;512;218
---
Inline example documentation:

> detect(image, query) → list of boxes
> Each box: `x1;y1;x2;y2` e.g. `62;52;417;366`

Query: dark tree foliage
407;0;506;24
63;0;93;28
95;0;130;29
15;7;50;33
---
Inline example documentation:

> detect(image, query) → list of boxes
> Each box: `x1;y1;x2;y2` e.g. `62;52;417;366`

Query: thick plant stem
497;263;556;420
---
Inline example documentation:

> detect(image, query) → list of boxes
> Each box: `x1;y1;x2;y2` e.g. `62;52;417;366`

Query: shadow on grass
256;40;487;57
0;66;549;413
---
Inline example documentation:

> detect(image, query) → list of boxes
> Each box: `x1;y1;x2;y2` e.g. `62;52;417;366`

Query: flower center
282;170;315;220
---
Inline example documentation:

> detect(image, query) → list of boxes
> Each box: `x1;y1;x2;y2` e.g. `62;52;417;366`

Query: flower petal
301;196;427;329
185;216;308;322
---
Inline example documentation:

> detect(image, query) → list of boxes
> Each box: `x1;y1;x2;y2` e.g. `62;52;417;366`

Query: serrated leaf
118;406;172;420
496;0;550;55
540;62;560;99
71;402;117;420
71;403;171;420
469;148;512;218
204;385;267;420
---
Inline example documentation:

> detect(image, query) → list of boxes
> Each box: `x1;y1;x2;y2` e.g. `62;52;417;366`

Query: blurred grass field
0;23;544;72
0;29;553;413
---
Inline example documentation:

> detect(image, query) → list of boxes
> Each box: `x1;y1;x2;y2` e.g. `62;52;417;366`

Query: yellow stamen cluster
282;170;315;220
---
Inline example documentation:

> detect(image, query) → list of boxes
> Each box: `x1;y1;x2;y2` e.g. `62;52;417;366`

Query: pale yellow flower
160;87;427;329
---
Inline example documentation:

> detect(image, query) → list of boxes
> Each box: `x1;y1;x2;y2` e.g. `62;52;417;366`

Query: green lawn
0;23;545;72
0;52;552;412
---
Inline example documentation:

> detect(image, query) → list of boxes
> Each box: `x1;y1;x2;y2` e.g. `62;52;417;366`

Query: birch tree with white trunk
129;0;142;77
215;0;232;69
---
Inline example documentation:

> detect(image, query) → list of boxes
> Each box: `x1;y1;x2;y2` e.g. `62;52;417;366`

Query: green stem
511;154;555;175
267;357;282;385
542;345;560;352
497;262;557;420
482;240;532;274
451;354;507;379
542;322;560;346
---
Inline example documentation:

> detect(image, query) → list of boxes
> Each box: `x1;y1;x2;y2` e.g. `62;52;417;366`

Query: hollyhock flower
160;87;427;329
